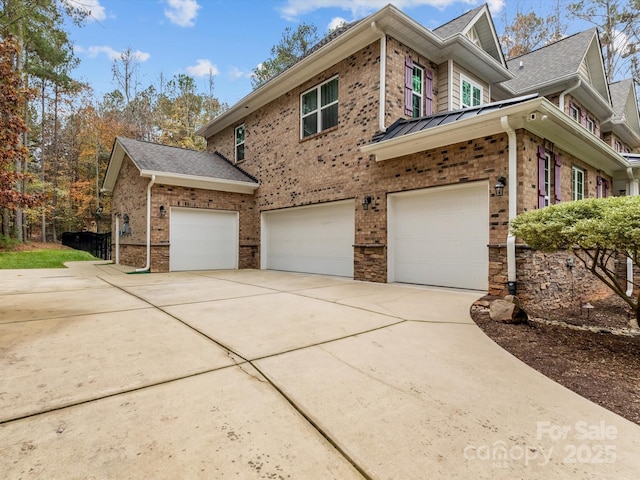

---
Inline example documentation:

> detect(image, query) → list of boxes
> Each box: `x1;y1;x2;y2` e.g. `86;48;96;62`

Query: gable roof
609;79;640;132
500;28;612;116
102;137;258;194
433;4;504;65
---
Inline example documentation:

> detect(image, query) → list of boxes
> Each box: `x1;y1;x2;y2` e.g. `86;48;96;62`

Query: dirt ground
472;295;640;426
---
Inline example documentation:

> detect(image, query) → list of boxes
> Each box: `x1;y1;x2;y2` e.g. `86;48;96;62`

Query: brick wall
111;156;256;272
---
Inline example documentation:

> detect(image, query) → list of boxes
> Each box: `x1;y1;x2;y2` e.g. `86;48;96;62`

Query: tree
510;196;640;325
252;22;319;88
0;36;40;218
568;0;640;82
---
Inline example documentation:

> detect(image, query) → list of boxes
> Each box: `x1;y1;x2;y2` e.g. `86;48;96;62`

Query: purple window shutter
538;146;547;209
596;175;602;198
404;56;413;116
604;179;610;197
425;69;433;115
554;155;562;203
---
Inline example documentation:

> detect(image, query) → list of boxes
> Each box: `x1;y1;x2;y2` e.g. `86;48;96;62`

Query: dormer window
461;75;482;108
467;26;481;47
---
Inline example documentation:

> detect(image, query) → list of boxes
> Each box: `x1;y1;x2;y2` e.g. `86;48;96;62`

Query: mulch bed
472;294;640;425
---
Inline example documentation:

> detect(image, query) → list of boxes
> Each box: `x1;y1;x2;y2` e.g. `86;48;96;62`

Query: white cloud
164;0;201;27
328;16;348;31
278;0;505;21
186;59;219;77
87;46;150;62
64;0;107;21
229;66;253;79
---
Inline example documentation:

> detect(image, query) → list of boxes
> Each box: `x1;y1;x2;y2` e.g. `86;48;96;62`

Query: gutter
135;175;156;273
370;21;386;132
559;78;581;112
500;116;518;295
114;213;120;265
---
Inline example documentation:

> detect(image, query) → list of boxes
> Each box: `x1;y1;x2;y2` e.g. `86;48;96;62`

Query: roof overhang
196;4;512;139
139;170;258;194
101;140;258;194
361;97;629;175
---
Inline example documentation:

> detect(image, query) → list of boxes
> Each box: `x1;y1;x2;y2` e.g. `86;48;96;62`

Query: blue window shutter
554;154;562;203
538;146;547;209
425;69;433;115
404;56;413;117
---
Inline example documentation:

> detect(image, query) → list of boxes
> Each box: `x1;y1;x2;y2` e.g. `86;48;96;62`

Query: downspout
114;213;120;265
371;21;386;132
626;167;638;297
135;175;156;273
559;78;581;113
500;116;518;295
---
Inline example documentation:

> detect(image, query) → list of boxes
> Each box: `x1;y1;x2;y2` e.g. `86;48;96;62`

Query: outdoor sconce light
494;176;506;197
362;196;372;210
159;205;166;217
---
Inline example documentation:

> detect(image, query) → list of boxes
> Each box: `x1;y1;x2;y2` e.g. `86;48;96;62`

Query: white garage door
388;182;489;290
170;207;238;271
262;201;354;277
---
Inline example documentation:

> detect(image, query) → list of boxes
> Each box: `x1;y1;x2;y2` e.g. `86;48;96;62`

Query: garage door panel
170;208;238;272
263;201;354;277
390;183;488;290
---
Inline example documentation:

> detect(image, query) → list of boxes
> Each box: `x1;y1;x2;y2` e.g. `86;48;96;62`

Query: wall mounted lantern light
362;196;372;210
159;205;166;217
494;176;506;197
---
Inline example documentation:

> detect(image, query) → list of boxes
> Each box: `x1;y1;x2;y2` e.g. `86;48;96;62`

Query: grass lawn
0;248;99;269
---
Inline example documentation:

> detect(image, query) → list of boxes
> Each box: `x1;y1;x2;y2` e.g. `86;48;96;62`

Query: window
569;103;580;122
538;146;562;208
301;76;338;138
586;116;595;133
597;175;610;198
615;140;623;152
542;152;551;207
411;65;424;118
235;124;245;162
461;76;482;108
572;167;585;201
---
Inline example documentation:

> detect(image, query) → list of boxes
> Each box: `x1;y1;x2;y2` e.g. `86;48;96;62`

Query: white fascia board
101;141;126;193
140;170;258;194
361;97;629;174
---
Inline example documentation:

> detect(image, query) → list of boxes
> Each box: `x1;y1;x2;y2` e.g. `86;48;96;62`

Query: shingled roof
102;137;258;194
502;29;598;94
432;4;484;39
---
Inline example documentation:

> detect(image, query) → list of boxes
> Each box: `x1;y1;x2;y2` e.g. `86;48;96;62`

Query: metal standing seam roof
502;29;598;93
115;137;258;184
372;94;539;143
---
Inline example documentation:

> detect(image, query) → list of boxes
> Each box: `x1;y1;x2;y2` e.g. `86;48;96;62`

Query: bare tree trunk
52;83;59;243
41;80;46;242
14;25;24;242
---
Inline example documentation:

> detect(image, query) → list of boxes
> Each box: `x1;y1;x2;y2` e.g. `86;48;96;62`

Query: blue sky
65;0;558;106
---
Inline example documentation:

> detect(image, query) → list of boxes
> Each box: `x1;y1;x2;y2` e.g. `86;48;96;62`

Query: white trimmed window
235;124;245;162
569;103;580;122
461;76;482;108
543;152;551;207
586;116;595;133
411;65;424;118
572;166;585;201
301;76;339;138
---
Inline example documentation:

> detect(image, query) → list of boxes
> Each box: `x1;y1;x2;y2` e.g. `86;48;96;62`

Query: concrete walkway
0;262;638;479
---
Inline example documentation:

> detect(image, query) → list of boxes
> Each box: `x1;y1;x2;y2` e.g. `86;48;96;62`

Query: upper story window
572;166;585;201
411;65;424;118
461;75;482;108
569;103;580;122
235;124;245;162
586;116;595;134
301;76;338;139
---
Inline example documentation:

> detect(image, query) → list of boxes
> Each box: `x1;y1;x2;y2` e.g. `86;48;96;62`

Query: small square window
461;76;482;108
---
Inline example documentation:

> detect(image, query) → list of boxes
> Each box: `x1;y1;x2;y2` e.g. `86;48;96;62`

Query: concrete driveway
0;262;638;479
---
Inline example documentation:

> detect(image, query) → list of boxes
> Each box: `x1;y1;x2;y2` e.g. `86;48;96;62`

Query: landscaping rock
490;297;528;324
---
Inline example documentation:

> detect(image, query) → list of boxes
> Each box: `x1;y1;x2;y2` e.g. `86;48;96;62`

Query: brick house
102;4;640;304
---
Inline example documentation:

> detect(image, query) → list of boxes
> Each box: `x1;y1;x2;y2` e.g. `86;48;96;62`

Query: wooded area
0;0;639;244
